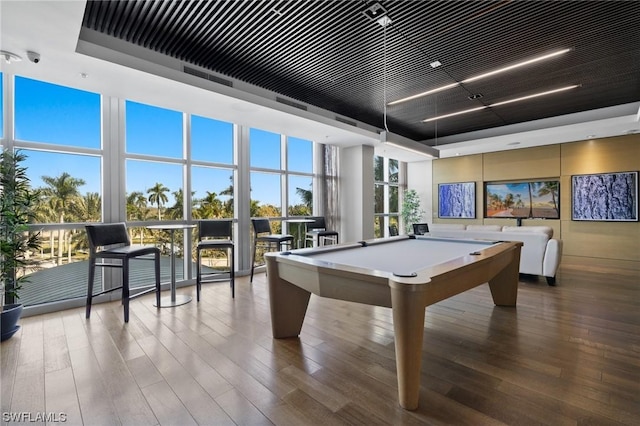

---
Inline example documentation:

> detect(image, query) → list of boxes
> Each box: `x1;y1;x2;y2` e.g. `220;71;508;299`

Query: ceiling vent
335;116;358;127
276;96;308;111
184;65;233;87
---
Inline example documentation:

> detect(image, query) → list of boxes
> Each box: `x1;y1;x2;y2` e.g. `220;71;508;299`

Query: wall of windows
1;73;316;314
248;129;314;265
374;155;401;237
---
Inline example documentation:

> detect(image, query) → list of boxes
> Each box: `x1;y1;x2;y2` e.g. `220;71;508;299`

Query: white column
236;125;252;273
407;160;433;224
340;145;374;242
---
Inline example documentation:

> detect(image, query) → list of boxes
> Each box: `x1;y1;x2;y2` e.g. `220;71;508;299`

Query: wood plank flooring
1;260;639;425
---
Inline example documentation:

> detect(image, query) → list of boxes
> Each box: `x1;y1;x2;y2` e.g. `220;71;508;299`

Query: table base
154;294;192;308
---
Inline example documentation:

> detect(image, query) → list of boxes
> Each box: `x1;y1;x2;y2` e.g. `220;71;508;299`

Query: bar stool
196;219;235;300
85;222;161;323
250;218;293;282
305;216;339;247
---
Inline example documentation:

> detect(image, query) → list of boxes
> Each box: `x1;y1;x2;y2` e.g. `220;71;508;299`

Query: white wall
407;160;433;225
339;145;374;242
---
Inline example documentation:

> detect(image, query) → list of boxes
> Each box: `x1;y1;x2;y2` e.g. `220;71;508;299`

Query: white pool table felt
299;237;499;276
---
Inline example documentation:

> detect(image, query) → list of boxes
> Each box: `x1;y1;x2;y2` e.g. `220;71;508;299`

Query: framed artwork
438;182;476;218
571;171;638;221
485;180;560;219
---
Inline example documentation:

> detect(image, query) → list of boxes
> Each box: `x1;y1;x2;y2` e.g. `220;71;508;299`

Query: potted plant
401;189;425;234
1;148;41;342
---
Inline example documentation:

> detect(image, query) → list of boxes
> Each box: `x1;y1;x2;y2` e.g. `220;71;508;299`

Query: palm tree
39;172;85;265
127;191;150;243
147;182;169;220
78;192;102;222
167;189;191;220
34;195;57;259
199;191;224;218
250;199;261;217
219;175;234;218
527;182;534;218
504;193;515;209
537;181;559;214
126;191;147;220
64;192;102;262
295;185;312;214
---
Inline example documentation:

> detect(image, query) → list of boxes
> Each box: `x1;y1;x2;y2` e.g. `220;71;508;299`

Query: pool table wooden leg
487;248;520;306
389;281;428;410
265;256;312;338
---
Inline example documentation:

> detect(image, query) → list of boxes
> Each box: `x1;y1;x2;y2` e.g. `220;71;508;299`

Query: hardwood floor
2;261;639;425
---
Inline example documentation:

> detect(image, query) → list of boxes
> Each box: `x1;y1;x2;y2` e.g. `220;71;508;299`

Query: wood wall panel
559;134;640;264
432;134;640;267
432;155;483;183
561;135;640;175
483;145;561;181
432;155;482;224
561;220;640;262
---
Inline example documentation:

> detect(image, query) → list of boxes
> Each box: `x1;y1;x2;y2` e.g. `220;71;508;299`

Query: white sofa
428;224;563;285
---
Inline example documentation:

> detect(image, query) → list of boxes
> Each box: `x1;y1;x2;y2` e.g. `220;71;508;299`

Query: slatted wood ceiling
82;0;640;143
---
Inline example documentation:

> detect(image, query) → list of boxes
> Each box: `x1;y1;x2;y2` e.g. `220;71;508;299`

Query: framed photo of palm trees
485;180;560;219
571;171;638;221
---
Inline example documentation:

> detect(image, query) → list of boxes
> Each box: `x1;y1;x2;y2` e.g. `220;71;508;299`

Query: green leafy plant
1;149;41;306
401;189;424;234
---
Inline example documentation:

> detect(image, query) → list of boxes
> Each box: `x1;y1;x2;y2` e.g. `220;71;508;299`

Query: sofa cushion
502;226;553;238
466;225;503;232
430;223;466;230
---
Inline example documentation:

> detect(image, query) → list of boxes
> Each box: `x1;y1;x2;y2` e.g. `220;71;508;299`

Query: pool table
264;235;522;410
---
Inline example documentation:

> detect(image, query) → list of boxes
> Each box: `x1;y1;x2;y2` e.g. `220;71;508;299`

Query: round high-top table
147;223;196;307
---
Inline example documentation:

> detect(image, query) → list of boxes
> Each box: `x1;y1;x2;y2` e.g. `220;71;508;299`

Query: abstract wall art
571;171;638;221
438;182;476;219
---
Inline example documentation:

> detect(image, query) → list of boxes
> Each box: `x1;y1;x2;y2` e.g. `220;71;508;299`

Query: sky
6;74;313;210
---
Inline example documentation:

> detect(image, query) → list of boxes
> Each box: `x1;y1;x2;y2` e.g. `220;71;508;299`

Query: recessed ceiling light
362;2;387;21
586;134;596;138
468;93;483;100
430;61;442;69
79;72;88;79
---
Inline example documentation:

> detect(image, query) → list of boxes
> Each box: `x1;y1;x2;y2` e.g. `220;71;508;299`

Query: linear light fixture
389;48;571;106
462;48;571;83
387;83;459;106
421;85;579;122
422;106;487;123
490;85;579;107
380;131;440;158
